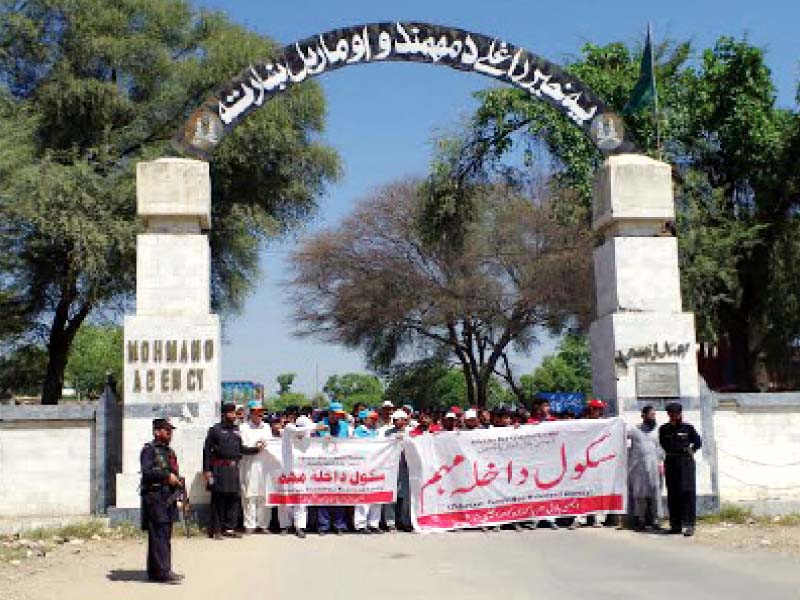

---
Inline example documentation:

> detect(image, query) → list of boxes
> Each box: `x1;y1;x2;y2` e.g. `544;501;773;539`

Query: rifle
168;477;192;537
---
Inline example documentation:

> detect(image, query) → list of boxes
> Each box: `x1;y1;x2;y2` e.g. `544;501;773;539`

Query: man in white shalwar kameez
239;400;273;533
281;415;317;538
627;405;665;530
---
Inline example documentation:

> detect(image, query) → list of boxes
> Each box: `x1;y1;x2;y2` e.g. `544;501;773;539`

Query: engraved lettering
191;340;201;363
165;340;178;363
127;341;138;363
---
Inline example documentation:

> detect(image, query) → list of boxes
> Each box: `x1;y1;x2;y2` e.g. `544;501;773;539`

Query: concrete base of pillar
590;311;699;412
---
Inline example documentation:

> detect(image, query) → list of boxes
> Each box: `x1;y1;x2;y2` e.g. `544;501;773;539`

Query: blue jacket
315;418;351;438
354;425;378;438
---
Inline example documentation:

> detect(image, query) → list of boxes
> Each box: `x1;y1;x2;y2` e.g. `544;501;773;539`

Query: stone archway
112;22;700;518
172;21;637;158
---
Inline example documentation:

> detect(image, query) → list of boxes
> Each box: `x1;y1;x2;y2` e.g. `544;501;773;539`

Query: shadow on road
106;569;149;582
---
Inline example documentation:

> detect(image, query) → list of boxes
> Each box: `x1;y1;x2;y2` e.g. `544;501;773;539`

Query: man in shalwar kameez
239;400;274;533
627;405;665;531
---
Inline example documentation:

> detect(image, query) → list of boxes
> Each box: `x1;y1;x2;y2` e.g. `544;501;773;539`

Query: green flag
623;25;657;115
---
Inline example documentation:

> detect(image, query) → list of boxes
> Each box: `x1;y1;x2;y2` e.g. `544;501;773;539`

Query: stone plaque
636;363;680;398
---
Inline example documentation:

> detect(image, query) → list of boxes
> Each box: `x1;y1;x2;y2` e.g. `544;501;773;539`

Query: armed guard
140;418;184;584
659;402;703;536
203;401;265;539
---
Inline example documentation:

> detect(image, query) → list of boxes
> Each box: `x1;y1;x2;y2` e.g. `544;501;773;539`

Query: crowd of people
205;396;621;538
139;397;702;584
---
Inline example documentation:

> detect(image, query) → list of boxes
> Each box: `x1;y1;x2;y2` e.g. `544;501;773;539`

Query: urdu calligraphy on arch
174;22;637;158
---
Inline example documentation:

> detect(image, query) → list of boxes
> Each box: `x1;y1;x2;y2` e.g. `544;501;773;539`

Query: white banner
266;435;401;506
404;418;627;532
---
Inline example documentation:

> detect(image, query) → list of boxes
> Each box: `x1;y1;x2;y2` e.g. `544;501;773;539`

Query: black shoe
222;530;242;538
368;527;384;534
151;573;182;585
357;528;371;535
385;525;397;533
683;527;695;537
667;528;683;535
295;528;306;539
318;529;327;536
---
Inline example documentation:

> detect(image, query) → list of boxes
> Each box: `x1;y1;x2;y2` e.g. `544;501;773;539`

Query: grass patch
700;503;754;524
1;519;148;564
25;519;111;541
700;504;800;526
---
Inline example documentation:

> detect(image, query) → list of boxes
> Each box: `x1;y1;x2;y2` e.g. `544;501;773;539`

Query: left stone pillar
111;158;220;520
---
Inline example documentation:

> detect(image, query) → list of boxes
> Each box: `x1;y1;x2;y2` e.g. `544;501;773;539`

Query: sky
190;0;800;395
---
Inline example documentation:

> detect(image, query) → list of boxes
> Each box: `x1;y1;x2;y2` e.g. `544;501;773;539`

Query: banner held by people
405;418;627;532
267;435;402;505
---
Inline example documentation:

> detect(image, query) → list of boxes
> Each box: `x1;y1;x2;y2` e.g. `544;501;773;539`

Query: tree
323;373;384;411
289;180;593;407
382;358;449;410
276;373;297;395
65;324;123;398
266;373;308;411
520;334;592;398
0;344;48;399
382;358;512;410
461;37;800;390
0;0;340;403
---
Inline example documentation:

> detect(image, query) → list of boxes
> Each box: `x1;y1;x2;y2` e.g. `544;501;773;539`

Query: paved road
6;527;800;600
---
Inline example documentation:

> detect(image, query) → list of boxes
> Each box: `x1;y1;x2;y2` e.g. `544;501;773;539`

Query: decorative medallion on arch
174;21;637;158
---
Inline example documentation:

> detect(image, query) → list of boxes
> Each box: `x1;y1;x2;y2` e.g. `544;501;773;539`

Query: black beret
153;418;175;430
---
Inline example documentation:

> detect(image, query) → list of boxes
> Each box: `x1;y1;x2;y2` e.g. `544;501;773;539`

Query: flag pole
649;23;662;159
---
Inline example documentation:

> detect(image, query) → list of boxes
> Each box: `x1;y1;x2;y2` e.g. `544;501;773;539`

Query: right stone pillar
589;154;699;413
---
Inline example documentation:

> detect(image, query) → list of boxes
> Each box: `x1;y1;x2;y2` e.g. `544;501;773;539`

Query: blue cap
247;400;263;410
328;401;344;412
358;409;369;419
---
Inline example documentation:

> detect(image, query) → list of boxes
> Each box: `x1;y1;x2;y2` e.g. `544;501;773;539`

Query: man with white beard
627;405;665;531
239;400;273;533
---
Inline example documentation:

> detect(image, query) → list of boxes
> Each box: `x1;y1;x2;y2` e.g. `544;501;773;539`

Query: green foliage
383;360;512;410
382;359;450;410
0;0;340;402
265;372;309;410
65;325;123;398
276;373;296;395
267;391;309;411
0;344;48;397
323;373;384;411
520;334;592;397
466;35;800;389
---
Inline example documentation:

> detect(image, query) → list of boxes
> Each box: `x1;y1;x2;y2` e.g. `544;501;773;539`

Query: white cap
444;412;457;419
295;416;313;430
382;400;394;408
465;409;478;419
391;409;408;421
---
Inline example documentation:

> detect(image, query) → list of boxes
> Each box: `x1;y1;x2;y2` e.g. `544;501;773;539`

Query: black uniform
659;421;702;532
140;441;180;581
202;421;259;535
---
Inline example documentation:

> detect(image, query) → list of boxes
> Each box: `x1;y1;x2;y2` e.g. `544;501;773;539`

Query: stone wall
2;395;800;518
713;393;800;512
0;386;121;519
